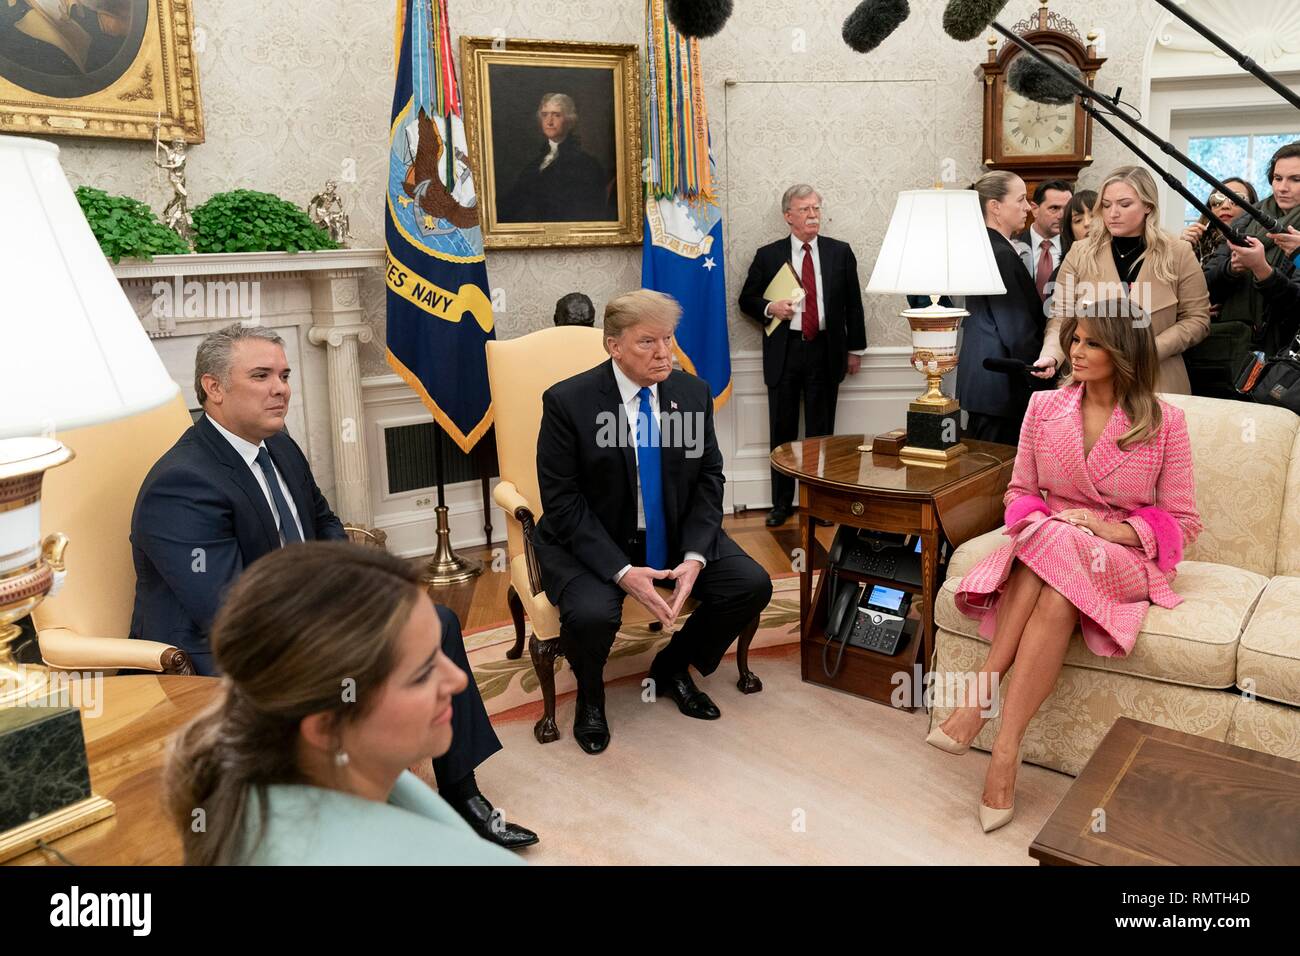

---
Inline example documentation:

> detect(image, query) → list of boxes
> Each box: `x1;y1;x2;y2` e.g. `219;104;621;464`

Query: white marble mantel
111;248;385;282
113;249;386;527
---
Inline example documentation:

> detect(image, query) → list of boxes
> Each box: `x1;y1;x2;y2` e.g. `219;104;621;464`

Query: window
1183;132;1300;225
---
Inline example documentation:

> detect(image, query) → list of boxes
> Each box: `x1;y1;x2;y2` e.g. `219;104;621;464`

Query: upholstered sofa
930;393;1300;775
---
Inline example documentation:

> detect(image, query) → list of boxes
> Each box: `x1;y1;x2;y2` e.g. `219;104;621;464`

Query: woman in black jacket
956;171;1051;446
1193;143;1300;396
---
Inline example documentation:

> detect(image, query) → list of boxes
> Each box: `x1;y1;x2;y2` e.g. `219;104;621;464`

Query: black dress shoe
651;667;721;720
573;702;610;754
448;793;540;851
765;507;790;527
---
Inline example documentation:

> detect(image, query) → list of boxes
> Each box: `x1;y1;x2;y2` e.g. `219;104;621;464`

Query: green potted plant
191;189;340;253
75;186;190;262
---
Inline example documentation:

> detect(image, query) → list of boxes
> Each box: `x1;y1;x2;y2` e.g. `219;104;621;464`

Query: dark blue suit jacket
532;362;743;605
129;415;345;674
956;228;1051;420
737;235;868;387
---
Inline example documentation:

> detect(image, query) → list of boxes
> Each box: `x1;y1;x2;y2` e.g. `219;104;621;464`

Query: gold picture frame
0;0;203;143
460;36;641;250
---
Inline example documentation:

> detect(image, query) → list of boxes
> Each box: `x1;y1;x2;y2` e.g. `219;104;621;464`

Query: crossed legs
940;559;1078;810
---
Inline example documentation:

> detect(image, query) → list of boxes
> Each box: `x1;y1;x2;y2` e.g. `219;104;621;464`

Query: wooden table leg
799;486;812;642
920;507;939;707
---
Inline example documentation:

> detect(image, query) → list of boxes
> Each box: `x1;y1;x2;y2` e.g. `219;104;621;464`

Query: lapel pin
670;400;678;410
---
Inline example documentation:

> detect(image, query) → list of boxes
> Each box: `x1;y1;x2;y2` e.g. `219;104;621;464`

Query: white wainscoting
363;347;920;558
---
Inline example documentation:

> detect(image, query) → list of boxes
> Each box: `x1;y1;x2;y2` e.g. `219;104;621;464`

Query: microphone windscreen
942;0;1012;42
666;0;733;38
1007;52;1081;105
983;357;1031;374
842;0;910;54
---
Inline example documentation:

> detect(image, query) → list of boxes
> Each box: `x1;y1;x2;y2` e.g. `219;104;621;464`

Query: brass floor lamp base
0;794;115;864
421;504;483;587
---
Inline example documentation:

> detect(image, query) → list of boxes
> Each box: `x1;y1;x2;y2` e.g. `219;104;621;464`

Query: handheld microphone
842;0;911;54
1005;56;1257;246
982;357;1034;375
666;0;733;39
1151;0;1300;112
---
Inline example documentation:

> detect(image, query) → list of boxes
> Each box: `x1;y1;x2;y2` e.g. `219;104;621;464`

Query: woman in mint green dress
165;541;523;866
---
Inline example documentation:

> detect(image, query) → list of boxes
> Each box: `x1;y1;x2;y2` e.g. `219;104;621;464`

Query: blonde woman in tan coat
1033;166;1210;394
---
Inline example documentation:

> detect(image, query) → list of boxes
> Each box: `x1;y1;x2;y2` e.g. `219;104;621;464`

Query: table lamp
866;188;1005;467
0;135;180;706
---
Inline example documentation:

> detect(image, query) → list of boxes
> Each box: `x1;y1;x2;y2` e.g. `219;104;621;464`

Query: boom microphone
1006;52;1079;106
1006;53;1277;234
942;0;1011;43
1151;0;1300;112
666;0;733;38
842;0;910;54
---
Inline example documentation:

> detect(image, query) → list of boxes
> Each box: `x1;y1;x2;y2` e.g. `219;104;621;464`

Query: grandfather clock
980;1;1107;202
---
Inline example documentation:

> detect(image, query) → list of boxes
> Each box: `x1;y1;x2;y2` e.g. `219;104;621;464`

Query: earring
334;749;350;767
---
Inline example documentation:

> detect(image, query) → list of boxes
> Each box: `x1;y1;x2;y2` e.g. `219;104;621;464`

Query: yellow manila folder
763;263;804;336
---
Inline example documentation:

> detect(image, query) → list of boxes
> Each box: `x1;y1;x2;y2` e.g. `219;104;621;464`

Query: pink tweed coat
955;383;1202;657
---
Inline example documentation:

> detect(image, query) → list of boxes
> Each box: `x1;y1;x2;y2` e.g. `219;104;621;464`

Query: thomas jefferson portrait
488;64;619;225
0;0;147;98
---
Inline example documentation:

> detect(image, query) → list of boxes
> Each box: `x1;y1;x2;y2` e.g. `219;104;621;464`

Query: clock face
1001;89;1076;157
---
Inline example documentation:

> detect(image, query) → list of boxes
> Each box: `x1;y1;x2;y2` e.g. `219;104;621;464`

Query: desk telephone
826;527;924;588
822;580;913;676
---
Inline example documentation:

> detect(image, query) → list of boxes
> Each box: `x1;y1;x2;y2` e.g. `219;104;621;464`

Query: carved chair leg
530;635;561;744
506;584;526;660
735;614;762;694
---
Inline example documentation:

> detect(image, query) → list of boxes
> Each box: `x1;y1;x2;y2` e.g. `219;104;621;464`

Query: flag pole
421;421;482;586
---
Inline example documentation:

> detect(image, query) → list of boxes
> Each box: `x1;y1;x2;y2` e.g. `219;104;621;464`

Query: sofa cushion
1160;393;1297;578
935;560;1267;689
1237;576;1300;707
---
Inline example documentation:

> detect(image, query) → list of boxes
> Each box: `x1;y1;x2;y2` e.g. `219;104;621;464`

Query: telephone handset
826;583;860;642
822;581;863;678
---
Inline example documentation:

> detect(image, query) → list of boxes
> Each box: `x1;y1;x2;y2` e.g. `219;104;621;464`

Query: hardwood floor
425;509;834;628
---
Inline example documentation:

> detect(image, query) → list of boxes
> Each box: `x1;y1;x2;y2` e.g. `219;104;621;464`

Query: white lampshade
0;135;179;439
867;189;1006;297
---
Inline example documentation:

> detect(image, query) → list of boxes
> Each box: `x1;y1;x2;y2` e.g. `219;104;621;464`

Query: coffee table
1030;717;1300;866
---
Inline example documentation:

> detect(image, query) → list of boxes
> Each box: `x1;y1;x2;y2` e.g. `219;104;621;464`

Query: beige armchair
33;396;196;674
485;327;761;744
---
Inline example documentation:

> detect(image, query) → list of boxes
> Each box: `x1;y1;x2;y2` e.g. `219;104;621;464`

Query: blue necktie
255;446;303;544
636;386;668;569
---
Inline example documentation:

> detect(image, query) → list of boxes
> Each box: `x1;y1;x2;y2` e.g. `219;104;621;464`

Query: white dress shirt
764;234;865;355
609;359;706;582
207;416;305;544
1024;226;1062;275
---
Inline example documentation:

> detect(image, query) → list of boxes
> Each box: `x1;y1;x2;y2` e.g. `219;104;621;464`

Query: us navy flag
385;0;493;451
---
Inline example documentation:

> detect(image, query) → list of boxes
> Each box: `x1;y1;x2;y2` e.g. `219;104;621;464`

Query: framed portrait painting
460;36;641;249
0;0;203;142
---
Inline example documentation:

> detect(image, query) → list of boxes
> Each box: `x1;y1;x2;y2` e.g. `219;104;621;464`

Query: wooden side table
771;435;1015;707
6;675;222;866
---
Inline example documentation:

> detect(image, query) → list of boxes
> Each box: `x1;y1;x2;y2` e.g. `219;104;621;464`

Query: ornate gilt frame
459;36;641;250
0;0;203;143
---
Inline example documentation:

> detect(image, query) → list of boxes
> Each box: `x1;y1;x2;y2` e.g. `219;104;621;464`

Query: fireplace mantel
113;249;386;527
